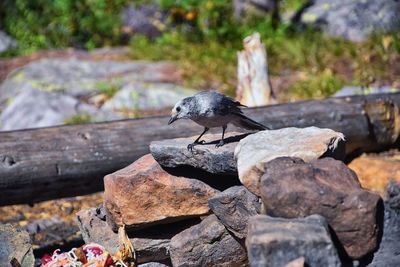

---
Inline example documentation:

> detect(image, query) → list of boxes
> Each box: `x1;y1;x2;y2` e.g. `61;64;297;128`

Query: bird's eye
176;106;181;112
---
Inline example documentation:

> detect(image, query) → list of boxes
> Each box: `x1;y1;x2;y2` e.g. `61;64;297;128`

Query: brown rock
234;127;345;195
349;151;400;198
260;157;383;259
170;215;248;267
104;154;218;230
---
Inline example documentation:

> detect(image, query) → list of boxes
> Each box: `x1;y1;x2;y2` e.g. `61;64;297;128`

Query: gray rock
334;86;400;97
299;0;400;41
369;182;400;267
234;126;346;195
138;263;170;267
0;224;35;267
260;157;383;259
208;186;261;239
0;89;119;131
101;82;196;112
76;208;172;263
0;58;181;105
234;0;277;18
0;31;16;54
170;214;248;267
150;132;247;176
246;214;341;267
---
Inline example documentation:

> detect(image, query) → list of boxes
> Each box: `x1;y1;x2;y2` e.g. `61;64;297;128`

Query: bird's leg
188;127;209;151
216;125;227;148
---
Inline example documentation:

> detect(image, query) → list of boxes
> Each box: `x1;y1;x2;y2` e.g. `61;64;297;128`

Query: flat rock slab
234;126;345;195
104;154;218;231
150;132;247;176
260;157;382;259
246;215;341;267
170;214;248;267
77;207;193;263
208;186;261;239
0;223;35;267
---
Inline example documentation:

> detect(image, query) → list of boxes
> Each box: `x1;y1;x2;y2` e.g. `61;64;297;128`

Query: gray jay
168;91;268;150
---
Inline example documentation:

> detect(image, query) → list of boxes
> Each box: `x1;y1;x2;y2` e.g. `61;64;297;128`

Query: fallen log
0;93;399;206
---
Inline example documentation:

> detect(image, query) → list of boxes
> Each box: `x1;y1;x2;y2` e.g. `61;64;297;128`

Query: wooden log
236;32;275;106
0;93;399;206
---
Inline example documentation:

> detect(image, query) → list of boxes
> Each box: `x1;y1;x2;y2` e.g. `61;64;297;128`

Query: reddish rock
260;157;383;259
104;154;218;230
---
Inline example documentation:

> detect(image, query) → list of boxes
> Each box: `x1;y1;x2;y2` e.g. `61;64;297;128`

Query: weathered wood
236;32;275;106
0;93;399;206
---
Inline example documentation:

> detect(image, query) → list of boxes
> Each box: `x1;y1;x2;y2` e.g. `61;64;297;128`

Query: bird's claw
187;143;195;151
187;140;206;151
216;140;225;148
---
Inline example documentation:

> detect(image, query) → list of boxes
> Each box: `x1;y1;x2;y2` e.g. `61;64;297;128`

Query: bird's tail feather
233;113;269;131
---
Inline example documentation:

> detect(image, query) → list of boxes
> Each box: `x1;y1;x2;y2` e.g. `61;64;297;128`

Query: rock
150;132;247;177
104;154;218;231
284;257;305;267
0;31;16;54
348;151;400;199
369;182;400;267
260;157;383;259
122;4;168;39
234;127;345;195
76;207;186;263
334;86;400;97
170;214;248;267
208;186;261;239
299;0;400;42
246;215;341;267
0;89;119;131
0;58;181;106
101;82;196;112
0;224;35;267
138;263;170;267
234;0;277;19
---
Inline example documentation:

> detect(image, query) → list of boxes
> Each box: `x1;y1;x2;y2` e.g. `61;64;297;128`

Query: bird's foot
187;140;206;151
215;140;225;148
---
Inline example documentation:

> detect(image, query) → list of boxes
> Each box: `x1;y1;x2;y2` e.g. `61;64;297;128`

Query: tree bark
236;32;275;106
0;93;399;206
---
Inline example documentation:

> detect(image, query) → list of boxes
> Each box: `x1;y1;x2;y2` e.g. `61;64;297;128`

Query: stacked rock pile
77;126;393;267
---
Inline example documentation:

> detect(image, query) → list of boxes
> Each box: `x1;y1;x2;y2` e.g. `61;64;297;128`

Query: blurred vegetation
1;0;399;99
64;113;92;125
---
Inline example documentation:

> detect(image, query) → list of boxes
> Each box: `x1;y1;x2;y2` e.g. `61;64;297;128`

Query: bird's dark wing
213;93;245;116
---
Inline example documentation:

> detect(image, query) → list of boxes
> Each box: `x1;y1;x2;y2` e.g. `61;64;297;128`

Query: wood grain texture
0;93;399;205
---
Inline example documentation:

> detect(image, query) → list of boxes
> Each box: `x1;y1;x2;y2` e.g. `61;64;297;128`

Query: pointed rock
104;154;218;230
208;186;261;239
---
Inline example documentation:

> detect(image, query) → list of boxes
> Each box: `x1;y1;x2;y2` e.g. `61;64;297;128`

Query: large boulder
234;127;345;195
150;132;247;176
101;82;195;112
299;0;400;42
104;154;218;231
0;224;35;267
260;157;383;259
0;89;119;131
246;215;341;267
208;186;261;239
170;214;248;267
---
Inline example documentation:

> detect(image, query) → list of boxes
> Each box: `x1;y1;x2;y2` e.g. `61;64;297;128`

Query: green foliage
0;0;130;54
97;79;122;98
64;113;92;125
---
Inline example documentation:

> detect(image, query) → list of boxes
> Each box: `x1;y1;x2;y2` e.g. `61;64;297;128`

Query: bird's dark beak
168;115;178;125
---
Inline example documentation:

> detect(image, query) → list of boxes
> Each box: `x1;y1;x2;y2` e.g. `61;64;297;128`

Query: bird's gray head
168;97;193;125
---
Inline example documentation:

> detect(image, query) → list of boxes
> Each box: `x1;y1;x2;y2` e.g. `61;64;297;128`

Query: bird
168;91;269;150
